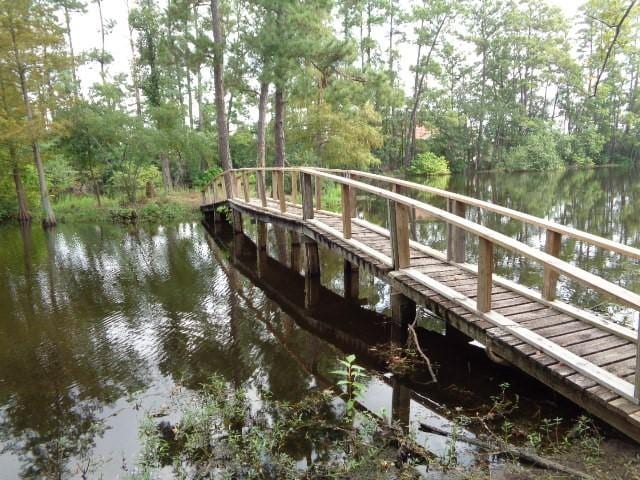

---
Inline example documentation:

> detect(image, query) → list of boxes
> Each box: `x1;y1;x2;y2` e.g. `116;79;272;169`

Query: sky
70;0;586;115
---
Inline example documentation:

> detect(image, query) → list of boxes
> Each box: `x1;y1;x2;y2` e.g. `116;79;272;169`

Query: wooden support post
256;171;267;207
390;289;415;345
315;176;322;210
636;325;640;403
301;173;314;220
270;171;276;199
224;171;235;199
447;199;466;262
477;237;493;313
256;221;268;277
304;239;320;308
235;174;242;199
277;170;286;213
391;378;411;427
341;184;352;239
542;230;562;301
289;230;300;271
343;260;359;300
241;171;250;203
291;171;299;204
388;200;411;270
232;210;243;235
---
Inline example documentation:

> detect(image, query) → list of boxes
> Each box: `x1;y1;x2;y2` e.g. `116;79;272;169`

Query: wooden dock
201;167;640;443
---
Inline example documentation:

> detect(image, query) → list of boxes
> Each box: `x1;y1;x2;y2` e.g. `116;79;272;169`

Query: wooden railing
202;167;640;403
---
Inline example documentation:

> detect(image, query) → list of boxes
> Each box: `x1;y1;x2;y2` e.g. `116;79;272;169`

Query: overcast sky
70;0;585;114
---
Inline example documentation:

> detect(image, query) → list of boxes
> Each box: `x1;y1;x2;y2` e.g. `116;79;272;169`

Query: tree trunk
274;85;286;167
210;0;233;196
12;150;31;224
257;80;269;167
96;0;106;85
64;6;78;94
126;0;142;116
11;27;55;227
160;153;173;191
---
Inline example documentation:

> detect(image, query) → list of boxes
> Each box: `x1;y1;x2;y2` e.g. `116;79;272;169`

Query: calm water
0;166;639;478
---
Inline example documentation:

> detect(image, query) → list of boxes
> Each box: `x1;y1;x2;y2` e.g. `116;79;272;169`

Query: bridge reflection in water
202;166;640;443
203;217;586;465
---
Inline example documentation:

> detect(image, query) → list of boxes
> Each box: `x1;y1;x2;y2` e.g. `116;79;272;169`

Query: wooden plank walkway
200;167;640;443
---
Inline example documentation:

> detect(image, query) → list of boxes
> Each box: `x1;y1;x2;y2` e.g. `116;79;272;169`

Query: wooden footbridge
201;167;640;442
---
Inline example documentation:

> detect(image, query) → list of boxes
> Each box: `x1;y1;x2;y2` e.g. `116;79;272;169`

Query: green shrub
503;123;563;171
408;151;451;176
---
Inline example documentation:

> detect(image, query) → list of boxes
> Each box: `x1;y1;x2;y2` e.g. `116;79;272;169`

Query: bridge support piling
304;237;320;308
289;230;301;272
343;260;359;300
256;221;268;277
232;210;243;235
391;378;411;428
390;290;415;346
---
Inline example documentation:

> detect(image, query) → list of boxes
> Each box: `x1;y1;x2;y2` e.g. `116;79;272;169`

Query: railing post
447;199;466;262
256;170;267;207
291;171;299;204
224;171;235;199
345;172;356;217
636;325;640;402
315;177;322;210
477;237;493;313
341;184;352;239
388;200;410;270
542;230;562;301
301;173;314;220
277;170;286;213
241;171;250;203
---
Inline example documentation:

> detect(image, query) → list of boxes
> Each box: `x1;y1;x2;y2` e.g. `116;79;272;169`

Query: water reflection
0;203;618;477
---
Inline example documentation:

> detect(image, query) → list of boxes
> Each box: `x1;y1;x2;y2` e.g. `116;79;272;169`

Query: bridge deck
203;196;640;442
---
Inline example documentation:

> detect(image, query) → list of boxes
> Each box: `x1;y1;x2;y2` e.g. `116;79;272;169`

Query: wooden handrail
202;166;640;401
346;169;640;261
202;167;640;310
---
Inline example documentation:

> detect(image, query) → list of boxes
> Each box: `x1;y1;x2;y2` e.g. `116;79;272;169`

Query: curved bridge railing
202;167;640;403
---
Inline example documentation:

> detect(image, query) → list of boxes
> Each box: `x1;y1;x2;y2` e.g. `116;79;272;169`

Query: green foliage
45;156;77;200
503;123;564;171
193;166;223;190
408;151;451;176
331;354;367;415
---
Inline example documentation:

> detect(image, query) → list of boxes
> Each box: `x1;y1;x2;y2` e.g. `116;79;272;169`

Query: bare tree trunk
12;148;31;223
96;0;106;85
64;6;78;94
126;0;142;116
257;80;269;167
210;0;233;195
186;67;194;128
11;27;55;227
274;85;286;167
160;153;173;191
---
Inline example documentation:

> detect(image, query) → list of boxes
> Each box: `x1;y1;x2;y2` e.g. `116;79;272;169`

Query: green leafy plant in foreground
331;354;368;416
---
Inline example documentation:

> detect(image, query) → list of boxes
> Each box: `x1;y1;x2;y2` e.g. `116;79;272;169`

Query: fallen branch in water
419;422;593;480
407;319;438;383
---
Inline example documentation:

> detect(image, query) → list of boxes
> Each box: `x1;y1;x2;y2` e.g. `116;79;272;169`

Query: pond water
0;166;639;478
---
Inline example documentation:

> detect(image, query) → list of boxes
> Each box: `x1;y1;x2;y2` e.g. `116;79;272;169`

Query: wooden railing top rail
204;167;640;314
324;168;640;262
297;168;640;313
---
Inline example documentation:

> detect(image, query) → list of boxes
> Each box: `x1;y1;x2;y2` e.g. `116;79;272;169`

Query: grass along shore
36;190;202;225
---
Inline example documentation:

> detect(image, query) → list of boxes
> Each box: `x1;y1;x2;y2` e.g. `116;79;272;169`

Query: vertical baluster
388;200;410;270
277;170;286;213
447;199;466;262
242;171;250;203
542;230;562;301
291;171;299;204
477;237;493;313
301;173;314;220
315;177;322;210
257;170;267;207
341;184;352;239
